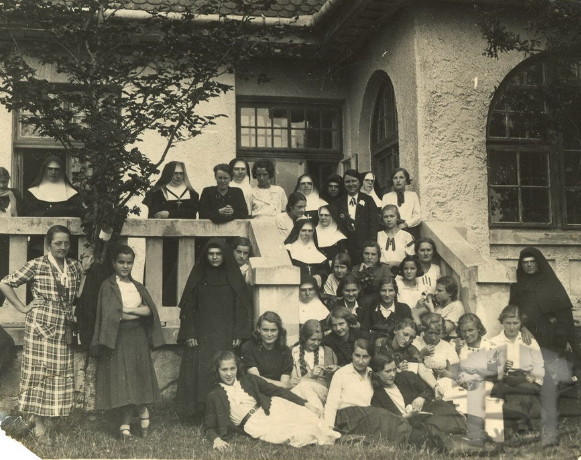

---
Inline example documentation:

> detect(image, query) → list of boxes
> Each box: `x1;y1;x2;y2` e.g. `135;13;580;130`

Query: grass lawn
7;404;581;460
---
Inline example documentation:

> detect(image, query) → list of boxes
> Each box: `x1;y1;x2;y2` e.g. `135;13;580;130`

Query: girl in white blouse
381;168;421;239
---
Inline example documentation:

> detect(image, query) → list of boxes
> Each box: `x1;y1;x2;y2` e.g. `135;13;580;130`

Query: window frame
236;96;343;161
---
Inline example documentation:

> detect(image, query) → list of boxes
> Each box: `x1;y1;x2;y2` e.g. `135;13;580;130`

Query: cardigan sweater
203;373;307;442
92;275;165;350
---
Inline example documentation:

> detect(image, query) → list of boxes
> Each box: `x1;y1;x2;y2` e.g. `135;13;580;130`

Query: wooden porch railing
0;217;301;345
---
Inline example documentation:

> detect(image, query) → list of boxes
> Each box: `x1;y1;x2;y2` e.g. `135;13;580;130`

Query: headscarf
316;205;347;248
285;218;327;264
178;238;252;312
360;172;382;207
510;247;573;316
294;174;327;212
298;275;330;324
27;155;78;202
143;161;195;208
320;173;345;203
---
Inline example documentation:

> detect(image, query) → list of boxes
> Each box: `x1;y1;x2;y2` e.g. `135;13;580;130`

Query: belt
239;404;260;429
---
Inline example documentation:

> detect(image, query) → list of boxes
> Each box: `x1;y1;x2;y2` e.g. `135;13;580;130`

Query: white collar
48;253;68;283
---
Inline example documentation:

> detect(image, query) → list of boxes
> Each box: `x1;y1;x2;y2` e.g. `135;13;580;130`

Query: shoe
139;413;150;438
119;428;133;442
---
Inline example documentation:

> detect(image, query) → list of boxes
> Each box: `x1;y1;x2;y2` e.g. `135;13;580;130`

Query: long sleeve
91;284;105;349
199;187;222;222
323;370;343;427
405;192;421;228
254;374;307;406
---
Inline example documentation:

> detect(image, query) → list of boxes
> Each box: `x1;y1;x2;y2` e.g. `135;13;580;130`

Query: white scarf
303;190;327;212
316;218;346;248
48;253;69;285
298;297;330;324
361;189;382;207
286;238;327;264
28;180;77;203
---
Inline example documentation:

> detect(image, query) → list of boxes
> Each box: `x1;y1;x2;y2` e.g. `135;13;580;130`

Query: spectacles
300;182;313;186
52;241;70;247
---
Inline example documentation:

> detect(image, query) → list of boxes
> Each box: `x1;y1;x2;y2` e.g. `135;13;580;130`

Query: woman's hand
454;338;465;355
305;402;322;417
232;339;242;347
398;360;409;372
312;365;325;379
218;205;234;216
410;397;425;412
213;438;230;451
420;344;435;357
520;326;533;345
154;211;170;219
22;298;43;314
525;372;536;384
185;338;198;348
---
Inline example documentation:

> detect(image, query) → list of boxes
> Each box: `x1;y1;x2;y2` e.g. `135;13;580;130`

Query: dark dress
240;340;293;380
146;188;199;219
199;186;249;223
23;190;83;217
352;262;393;306
359;301;413;339
322;327;370;366
176;239;251;416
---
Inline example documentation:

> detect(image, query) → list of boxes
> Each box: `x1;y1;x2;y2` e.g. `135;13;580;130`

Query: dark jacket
199;186;249;223
92;275;165;350
323;327;370;366
359;301;412;337
204;373;307;442
371;371;433;415
335;192;379;260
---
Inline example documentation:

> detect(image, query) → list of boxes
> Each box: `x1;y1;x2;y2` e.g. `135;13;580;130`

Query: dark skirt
335;406;411;444
95;320;161;410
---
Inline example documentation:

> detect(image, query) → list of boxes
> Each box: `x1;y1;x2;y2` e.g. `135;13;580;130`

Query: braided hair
298;319;323;377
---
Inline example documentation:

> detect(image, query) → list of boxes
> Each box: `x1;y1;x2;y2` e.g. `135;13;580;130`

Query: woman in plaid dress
0;225;82;445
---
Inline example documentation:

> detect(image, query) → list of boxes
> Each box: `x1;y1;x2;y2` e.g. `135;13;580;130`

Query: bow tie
350;197;356;206
385;237;395;251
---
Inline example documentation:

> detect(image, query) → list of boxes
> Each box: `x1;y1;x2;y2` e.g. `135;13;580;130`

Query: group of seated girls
206;300;546;453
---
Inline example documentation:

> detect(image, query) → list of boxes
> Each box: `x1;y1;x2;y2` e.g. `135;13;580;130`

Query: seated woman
395;255;429;325
204;350;340;450
298;276;331;327
316;205;347;262
381;168;421;239
323;338;411;443
360;172;383;209
323;252;351;299
334;274;364;318
0;167;23;217
415;238;440;293
490;305;544;435
232;236;252;285
228;158;253;215
294;174;327;223
416;276;465;338
320;174;345;204
352;241;393;306
143;161;199;219
371;352;468;447
199;163;249;223
359;278;412;341
377;205;415;268
290;320;339;412
24;155;83;217
323;307;369;366
274;192;307;240
285;218;329;286
249;159;287;219
241;312;293;389
412;314;459;400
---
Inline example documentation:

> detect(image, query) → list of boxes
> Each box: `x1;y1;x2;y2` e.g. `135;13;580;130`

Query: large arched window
371;76;399;195
487;56;581;228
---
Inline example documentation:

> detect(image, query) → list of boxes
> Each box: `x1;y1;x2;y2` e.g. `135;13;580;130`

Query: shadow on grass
11;404;581;459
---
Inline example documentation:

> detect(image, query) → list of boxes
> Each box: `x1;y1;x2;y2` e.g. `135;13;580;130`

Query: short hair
232;236;251;250
398;255;424;277
252;159;275;179
436;276;459;300
327;306;359;329
498;305;523;324
343;169;361;182
361;240;381;256
0;167;9;180
414;237;438;258
457;313;487;338
353;338;372;355
253;311;287;348
337;273;361;295
379;278;398;297
46;225;71;244
332;252;352;269
286;191;306;213
228;158;250;177
111;244;136;261
381;204;401;220
371;352;396;388
212;350;242;383
213;163;232;177
391;167;412;185
421;312;445;332
393;317;417;334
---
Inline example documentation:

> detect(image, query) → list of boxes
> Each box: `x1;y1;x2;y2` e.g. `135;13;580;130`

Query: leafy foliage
0;0;283;243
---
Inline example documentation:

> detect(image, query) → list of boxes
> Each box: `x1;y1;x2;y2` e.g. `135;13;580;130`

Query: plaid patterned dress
2;256;82;416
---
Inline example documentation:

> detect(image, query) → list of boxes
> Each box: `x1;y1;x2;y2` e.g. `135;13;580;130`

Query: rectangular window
237;98;342;159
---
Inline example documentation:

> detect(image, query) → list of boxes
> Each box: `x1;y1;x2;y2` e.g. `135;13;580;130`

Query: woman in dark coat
143;161;199;219
199;164;249;223
176;238;251;418
509;247;580;446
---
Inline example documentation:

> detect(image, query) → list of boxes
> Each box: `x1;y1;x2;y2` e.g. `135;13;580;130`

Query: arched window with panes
371;75;399;195
487;56;581;228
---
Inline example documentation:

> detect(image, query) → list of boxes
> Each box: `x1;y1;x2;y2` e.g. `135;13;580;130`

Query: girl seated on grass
92;245;165;440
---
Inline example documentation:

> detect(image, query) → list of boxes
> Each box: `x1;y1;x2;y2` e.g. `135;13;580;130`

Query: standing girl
381;167;421;239
377;205;414;268
92;245;165;440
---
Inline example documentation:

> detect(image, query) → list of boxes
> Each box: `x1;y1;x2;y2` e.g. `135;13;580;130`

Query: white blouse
381;191;421;228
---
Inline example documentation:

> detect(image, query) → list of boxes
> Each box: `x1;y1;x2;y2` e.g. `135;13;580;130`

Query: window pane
489;151;517;185
565;189;581;224
272;128;288;148
291;129;305;148
256;128;271;148
240;107;255;126
256;108;270;127
290;109;305;128
321;130;333;149
507;114;526;138
306;128;320;148
488;113;507;137
520;152;548;186
240;127;254;147
321;110;335;129
271;108;288;128
306;110;320;129
525;65;543;86
489;187;519;223
564;152;581;186
522;188;550;223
